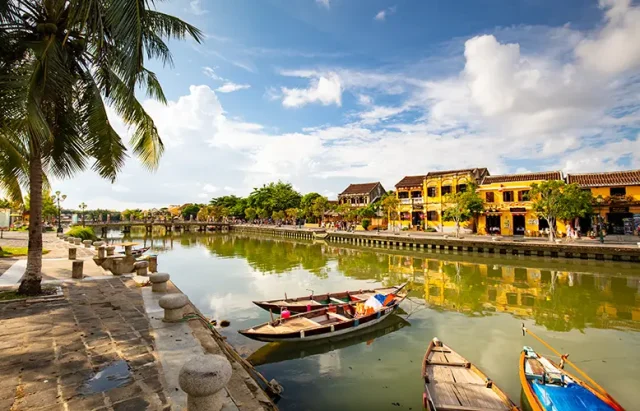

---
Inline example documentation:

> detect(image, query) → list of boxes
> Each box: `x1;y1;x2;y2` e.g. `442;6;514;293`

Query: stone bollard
158;293;188;322
179;355;232;411
93;241;105;247
111;258;123;275
149;273;169;292
134;260;149;276
106;246;115;256
74;238;82;246
72;260;84;279
148;255;158;273
65;236;73;243
68;247;77;260
62;235;68;241
124;245;133;257
97;246;106;259
83;240;93;248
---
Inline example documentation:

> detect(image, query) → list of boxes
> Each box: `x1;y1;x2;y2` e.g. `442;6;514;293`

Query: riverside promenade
232;224;640;262
0;233;276;411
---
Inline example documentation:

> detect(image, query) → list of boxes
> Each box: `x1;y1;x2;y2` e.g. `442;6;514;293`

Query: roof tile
482;171;562;184
339;182;381;196
395;175;427;188
567;170;640;187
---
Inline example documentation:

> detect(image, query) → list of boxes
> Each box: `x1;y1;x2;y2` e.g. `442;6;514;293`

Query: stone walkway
0;278;170;411
0;231;97;260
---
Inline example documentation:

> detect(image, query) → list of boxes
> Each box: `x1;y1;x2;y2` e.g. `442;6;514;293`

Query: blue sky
53;0;640;210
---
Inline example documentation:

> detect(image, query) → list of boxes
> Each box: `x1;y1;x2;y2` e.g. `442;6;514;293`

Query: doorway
513;215;525;236
486;215;501;235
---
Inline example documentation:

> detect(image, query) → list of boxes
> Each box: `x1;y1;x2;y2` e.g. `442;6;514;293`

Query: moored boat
519;346;624;411
252;282;406;313
239;289;406;342
422;338;518;411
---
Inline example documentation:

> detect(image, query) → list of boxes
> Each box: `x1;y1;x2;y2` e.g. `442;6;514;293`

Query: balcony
400;198;423;205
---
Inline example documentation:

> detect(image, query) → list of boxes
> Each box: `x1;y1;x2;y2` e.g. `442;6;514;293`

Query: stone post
124;245;133;256
158;293;188;322
149;273;169;292
83;240;92;248
74;238;82;246
97;246;106;259
179;355;232;411
93;241;105;247
112;258;123;275
106;246;115;256
72;260;84;279
68;247;77;260
148;255;158;273
66;237;73;243
134;261;149;276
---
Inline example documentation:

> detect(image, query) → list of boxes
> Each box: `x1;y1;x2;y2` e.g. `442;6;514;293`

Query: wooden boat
239;289;406;342
252;282;407;313
422;338;518;411
519;346;624;411
118;246;150;257
246;314;410;366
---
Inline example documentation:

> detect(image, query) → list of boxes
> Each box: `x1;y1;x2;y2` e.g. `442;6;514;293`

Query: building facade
395;175;427;229
477;171;565;236
567;170;640;235
423;168;489;232
338;182;386;208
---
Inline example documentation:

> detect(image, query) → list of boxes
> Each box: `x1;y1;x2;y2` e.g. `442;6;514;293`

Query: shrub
426;227;437;232
66;226;97;241
361;219;371;231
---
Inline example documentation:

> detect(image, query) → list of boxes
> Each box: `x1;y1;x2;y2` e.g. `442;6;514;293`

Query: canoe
252;282;407;313
239;290;406;342
422;338;518;411
519;346;624;411
246;314;410;366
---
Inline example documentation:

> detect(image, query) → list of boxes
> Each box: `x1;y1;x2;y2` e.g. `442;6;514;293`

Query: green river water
113;231;640;410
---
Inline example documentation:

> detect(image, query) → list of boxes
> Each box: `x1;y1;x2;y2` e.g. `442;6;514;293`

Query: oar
521;323;624;410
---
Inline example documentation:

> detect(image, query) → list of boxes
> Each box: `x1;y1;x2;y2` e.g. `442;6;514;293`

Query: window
398;191;409;199
411;191;422;198
486;192;495;203
610;187;626;196
503;191;514;202
518;190;530;201
456;184;467;193
441;186;452;195
427;187;438;197
427;211;439;221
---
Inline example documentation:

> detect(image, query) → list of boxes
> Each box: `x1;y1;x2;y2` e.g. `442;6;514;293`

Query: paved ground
0;278;170;411
0;231;96;260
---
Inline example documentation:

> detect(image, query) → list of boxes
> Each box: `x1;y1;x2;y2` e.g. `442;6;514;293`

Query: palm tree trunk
19;149;43;295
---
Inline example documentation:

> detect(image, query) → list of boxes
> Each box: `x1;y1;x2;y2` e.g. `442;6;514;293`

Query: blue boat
519;346;624;411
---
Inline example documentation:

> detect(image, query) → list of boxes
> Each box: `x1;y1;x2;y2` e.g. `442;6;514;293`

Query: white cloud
575;0;640;74
202;66;223;81
112;184;130;193
316;0;331;9
216;82;251;93
375;6;396;21
189;0;207;15
281;72;342;108
202;184;218;193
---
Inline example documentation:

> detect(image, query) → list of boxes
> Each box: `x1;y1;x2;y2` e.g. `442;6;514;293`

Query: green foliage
310;196;329;222
0;199;11;209
244;207;257;220
358;203;377;218
121;209;144;220
361;218;371;230
0;247;49;257
300;192;322;218
442;183;484;237
285;208;299;221
272;210;285;221
248;182;301;214
66;226;97;241
181;204;200;220
530;181;593;240
257;208;270;219
381;195;400;220
210;195;247;218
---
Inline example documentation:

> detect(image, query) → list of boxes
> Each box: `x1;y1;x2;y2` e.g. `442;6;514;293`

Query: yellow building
567;170;640;235
394;175;427;229
423;168;489;232
477;171;564;236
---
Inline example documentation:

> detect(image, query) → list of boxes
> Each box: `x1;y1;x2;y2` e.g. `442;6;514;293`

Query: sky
50;0;640;210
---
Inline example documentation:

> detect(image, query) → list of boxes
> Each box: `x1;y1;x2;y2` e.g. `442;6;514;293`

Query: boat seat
327;312;350;321
329;297;345;304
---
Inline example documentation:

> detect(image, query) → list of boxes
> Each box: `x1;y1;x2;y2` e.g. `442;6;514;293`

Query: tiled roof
339;182;380;196
395;175;427;188
426;168;489;177
566;170;640;187
482;171;562;184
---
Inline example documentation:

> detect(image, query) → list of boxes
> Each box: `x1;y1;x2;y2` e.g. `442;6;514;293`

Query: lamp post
79;202;87;227
52;191;67;233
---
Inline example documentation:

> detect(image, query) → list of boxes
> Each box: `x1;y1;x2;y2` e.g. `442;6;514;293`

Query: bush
426;227;437;232
66;226;97;241
361;219;371;231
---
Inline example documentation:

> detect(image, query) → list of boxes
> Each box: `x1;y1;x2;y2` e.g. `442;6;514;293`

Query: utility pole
52;191;67;233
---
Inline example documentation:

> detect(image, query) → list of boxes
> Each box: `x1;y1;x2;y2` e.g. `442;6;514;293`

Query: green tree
1;1;202;295
381;195;400;231
42;190;58;223
272;210;285;221
257;208;270;220
248;181;301;214
530;181;592;242
311;196;329;224
442;183;484;238
0;198;11;209
361;218;371;230
300;192;322;218
181;204;201;220
245;207;257;221
285;208;299;222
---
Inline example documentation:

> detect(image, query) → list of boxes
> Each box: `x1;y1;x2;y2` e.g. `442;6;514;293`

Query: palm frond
145;10;204;43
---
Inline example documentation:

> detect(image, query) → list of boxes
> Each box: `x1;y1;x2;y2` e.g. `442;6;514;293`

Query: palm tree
0;0;202;295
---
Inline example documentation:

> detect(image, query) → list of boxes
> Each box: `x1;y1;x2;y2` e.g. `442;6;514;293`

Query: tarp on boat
531;381;616;411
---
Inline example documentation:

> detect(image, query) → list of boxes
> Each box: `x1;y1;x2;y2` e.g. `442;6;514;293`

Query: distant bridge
81;221;232;235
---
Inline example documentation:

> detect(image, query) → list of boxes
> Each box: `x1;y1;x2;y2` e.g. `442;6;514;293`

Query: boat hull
240;305;400;343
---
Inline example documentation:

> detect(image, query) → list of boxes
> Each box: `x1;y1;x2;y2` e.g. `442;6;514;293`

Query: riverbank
231;224;640;262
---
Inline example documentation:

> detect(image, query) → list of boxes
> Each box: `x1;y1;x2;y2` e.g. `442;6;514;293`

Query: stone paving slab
0;278;171;411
